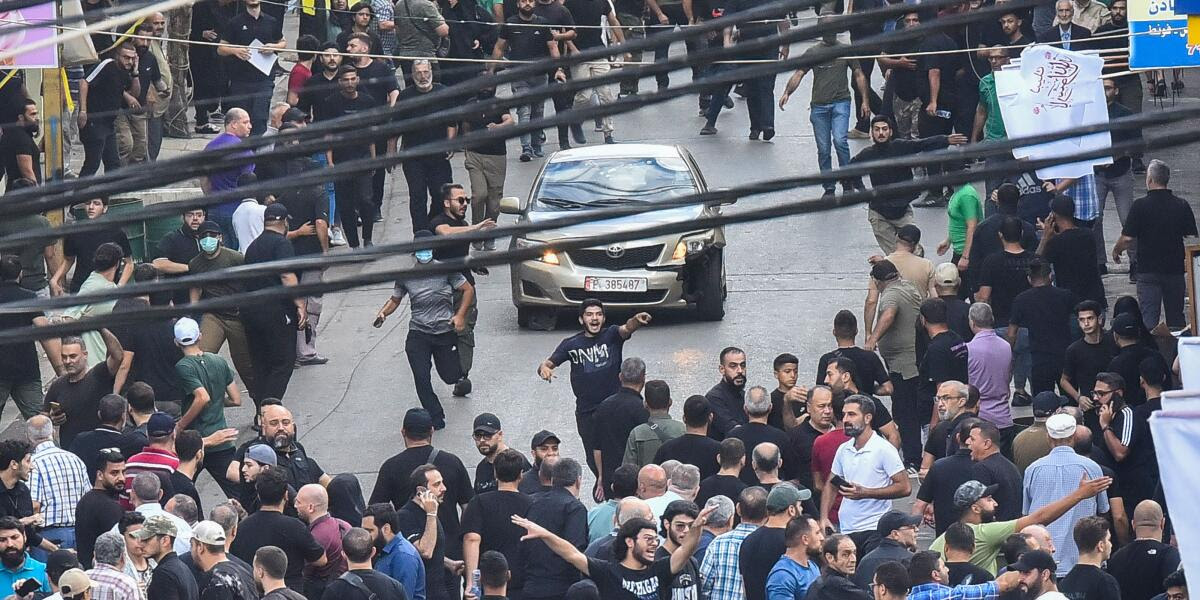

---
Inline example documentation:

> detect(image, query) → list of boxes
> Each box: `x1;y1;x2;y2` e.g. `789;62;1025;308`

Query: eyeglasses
472;431;497;440
1093;389;1115;397
451;198;469;205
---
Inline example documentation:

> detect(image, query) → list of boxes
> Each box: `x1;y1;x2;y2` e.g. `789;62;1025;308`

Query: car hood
523;203;706;242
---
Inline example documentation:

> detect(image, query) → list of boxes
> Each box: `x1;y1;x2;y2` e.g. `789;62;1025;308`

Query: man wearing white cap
1022;413;1111;577
57;568;92;600
190;521;256;600
173;318;242;497
932;262;973;342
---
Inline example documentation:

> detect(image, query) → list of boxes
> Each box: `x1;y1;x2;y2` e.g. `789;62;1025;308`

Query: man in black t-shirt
345;32;397;216
593;360;651;499
191;521;258;600
80;44;137;176
2;99;41;189
653;501;702;598
919;299;969;432
321;528;410;600
458;79;512;251
1113;160;1199;331
217;0;286;135
229;469;327;594
470;414;532;495
977;217;1034;401
539;301;651;476
397;60;456;234
461;448;532;597
45;332;125;450
564;0;625;143
815;311;893;396
490;0;562;161
1108;500;1180;600
117;22;162;166
654;396;722;482
239;204;306;405
915;24;962;205
320;64;377;249
0;257;53;420
151;209;205;306
296;45;341;121
54;197;134;296
512;503;714;600
431;183;497;396
1060;301;1117;406
1010;258;1077;394
1038;195;1105;310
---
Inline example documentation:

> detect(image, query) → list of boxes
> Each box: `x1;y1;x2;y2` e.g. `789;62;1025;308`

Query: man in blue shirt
907;550;1019;600
765;515;823;599
362;503;427;600
0;517;50;596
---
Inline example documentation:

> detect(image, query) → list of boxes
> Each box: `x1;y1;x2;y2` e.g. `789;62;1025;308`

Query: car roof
546;143;685;163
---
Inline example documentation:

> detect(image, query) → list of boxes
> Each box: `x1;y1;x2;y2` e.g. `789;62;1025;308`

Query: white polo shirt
831;430;906;533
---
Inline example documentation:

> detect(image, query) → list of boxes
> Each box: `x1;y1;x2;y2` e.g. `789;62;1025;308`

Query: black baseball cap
1111;312;1140;338
473;413;501;435
871;260;900;282
282;107;307;123
147;412;175;437
264;203;289;222
531;430;560;448
875;510;922;535
897;224;921;245
197;221;223;235
403;408;434;433
1010;549;1057;573
1032;391;1066;418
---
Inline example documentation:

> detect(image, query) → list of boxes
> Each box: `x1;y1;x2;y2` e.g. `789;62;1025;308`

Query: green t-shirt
175;352;236;451
947;184;983;255
929;519;1017;574
978;74;1007;141
803;42;854;106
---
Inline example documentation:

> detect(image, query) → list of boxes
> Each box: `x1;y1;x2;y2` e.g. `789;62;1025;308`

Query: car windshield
532;156;697;211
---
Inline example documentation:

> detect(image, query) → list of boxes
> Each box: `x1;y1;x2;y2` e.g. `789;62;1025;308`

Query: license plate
584;277;648;292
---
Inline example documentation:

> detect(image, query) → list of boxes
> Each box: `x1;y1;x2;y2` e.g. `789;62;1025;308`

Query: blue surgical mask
200;237;219;253
415;250;434;263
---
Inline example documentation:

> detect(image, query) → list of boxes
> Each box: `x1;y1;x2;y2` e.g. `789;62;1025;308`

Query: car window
531;157;697;211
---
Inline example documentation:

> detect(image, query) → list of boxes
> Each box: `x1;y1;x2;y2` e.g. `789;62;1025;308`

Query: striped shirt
123;446;179;493
1022;446;1109;577
29;441;90;527
699;523;759;600
88;562;145;600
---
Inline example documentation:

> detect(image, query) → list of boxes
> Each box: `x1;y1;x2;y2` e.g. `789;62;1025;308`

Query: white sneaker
330;226;347;247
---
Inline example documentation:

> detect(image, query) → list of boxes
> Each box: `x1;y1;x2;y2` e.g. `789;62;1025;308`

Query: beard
372;531;386;552
272;430;294;450
1022;580;1043;600
844;423;866;438
0;547;22;568
980;508;996;523
725;374;745;388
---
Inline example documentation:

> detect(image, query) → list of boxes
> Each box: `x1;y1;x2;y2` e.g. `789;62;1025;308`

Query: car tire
696;249;726;321
517;306;558;330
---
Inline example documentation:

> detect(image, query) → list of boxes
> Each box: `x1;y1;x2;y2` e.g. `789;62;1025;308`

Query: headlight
671;234;713;261
516;238;560;265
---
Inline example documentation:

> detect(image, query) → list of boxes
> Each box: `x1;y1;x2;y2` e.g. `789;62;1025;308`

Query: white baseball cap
1046;413;1077;440
173;317;200;345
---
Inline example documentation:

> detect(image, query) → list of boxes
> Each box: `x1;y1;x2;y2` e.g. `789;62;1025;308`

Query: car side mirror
499;196;523;214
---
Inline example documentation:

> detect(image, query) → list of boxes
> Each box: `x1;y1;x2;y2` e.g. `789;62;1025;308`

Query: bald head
1021;525;1056;556
637;465;668;500
615;498;653;527
295;484;329;522
752;442;782;474
26;415;53;444
1132;500;1165;533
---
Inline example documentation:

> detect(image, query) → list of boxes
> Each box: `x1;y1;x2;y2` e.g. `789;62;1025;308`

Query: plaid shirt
909;581;999;600
88;563;145;600
1059;174;1099;222
29;441;90;527
699;523;759;600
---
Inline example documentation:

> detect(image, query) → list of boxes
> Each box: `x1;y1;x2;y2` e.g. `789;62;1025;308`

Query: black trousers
405;329;461;424
849;52;884;132
190;46;226;125
1031;354;1062;395
545;73;575;145
646;4;702;89
335;174;376;248
240;306;297;404
889;373;922;467
402;156;453;233
80;117;119;176
372;140;388;210
576;410;599;476
298;10;329;43
918;110;955;194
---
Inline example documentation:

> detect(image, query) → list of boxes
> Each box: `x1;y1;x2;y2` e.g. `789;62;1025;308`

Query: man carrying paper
218;0;287;136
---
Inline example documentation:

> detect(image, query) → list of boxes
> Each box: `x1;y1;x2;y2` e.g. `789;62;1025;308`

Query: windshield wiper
537;197;589;209
589;198;639;206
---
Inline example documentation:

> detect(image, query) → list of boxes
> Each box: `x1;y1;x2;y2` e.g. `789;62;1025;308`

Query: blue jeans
996;326;1030;390
511;76;546;150
31;526;75;562
810;100;851;191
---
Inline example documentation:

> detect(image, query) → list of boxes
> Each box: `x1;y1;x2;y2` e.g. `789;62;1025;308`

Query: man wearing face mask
2;99;42;189
397;60;457;234
374;230;475;430
187;222;257;402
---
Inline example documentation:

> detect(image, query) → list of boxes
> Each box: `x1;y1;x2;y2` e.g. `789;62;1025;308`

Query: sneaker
296;355;329;366
208;110;224;123
373;213;384;223
762;128;776;141
520;147;532;162
329;227;347;247
700;125;718;135
1011;390;1033;407
604;133;616;144
559;141;572;151
363;239;374;248
194;123;220;134
913;190;946;207
433;418;447;431
453;376;472;397
749;129;760;140
906;466;920;478
848;128;870;139
594;120;604;132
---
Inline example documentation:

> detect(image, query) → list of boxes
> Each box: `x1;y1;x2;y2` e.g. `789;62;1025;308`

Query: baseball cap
531;430;560;449
934;262;960;287
1032;392;1067;418
473;413;502;435
403;408;434;434
173;317;200;345
147;412;176;437
58;569;92;598
765;482;812;512
897;224;922;245
1009;549;1057;573
870;259;900;282
282;107;307;123
1111;312;1141;338
876;510;922;535
197;220;223;235
264;203;289;222
953;480;1000;509
46;550;80;577
246;444;278;467
192;520;228;545
131;514;179;539
1046;413;1077;439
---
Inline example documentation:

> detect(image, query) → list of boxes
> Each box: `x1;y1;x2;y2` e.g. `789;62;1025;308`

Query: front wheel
695;249;726;321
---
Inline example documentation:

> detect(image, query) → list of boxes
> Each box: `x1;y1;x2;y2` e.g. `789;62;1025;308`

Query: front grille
568;244;665;270
562;288;669;303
